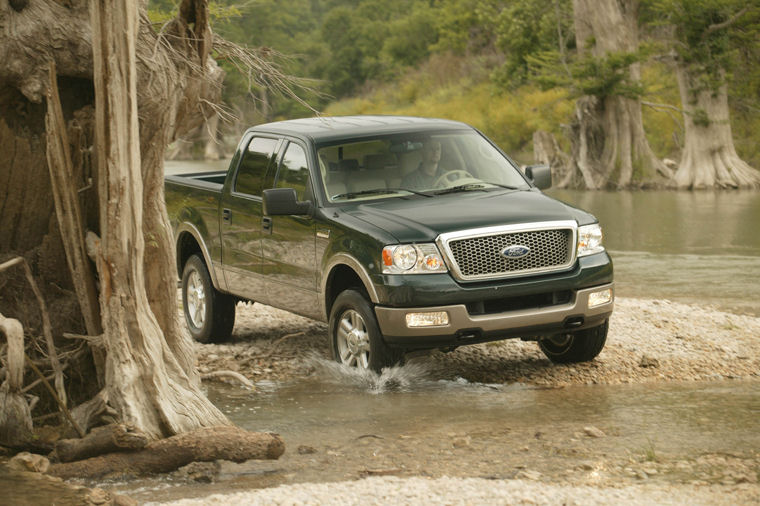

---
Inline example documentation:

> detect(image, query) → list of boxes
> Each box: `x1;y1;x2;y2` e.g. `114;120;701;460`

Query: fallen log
48;425;284;480
55;423;149;463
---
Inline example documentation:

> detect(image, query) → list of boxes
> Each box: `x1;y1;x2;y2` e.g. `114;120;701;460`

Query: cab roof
247;115;471;143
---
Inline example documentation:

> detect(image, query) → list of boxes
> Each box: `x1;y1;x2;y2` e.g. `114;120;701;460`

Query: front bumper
375;283;614;348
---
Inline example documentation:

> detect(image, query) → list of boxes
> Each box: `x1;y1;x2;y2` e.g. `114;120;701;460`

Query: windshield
317;129;530;202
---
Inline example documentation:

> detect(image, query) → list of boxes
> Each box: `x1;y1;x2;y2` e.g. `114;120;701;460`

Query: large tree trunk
570;0;669;189
0;0;228;439
89;0;227;438
672;64;760;189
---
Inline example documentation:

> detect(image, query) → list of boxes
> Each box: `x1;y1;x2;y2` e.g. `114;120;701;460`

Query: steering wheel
433;170;478;189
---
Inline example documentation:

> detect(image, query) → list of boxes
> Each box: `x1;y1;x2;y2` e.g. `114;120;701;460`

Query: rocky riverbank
196;297;760;387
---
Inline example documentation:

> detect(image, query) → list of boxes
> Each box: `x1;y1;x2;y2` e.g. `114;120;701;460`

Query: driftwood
201;370;255;389
48;425;284;480
0;312;33;447
0;256;67;409
55;423;149;463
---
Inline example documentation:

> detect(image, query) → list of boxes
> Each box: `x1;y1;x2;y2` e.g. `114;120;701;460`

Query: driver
401;139;443;190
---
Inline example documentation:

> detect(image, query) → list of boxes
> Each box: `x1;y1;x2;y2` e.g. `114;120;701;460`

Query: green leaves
525;48;647;100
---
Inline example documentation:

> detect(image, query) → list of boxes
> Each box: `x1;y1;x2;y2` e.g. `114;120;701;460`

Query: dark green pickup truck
166;116;613;372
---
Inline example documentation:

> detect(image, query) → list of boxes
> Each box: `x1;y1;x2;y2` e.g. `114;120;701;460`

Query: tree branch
704;7;749;37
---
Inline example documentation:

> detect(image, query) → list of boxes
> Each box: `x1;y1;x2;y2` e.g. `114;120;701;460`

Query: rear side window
276;143;310;200
235;137;278;196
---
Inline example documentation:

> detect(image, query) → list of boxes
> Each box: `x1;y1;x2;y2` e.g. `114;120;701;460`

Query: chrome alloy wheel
336;309;371;369
186;270;207;328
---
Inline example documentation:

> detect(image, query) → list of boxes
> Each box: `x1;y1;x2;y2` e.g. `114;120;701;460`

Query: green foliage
152;0;759;169
324;52;574;164
147;0;176;24
691;108;711;128
640;63;683;160
644;0;760;90
486;0;574;87
572;51;648;99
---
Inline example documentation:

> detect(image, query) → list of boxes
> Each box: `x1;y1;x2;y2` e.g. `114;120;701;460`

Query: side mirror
262;188;312;216
524;164;552;190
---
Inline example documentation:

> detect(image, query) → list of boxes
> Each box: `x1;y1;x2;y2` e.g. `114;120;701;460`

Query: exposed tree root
55;423;149;463
48;426;284;480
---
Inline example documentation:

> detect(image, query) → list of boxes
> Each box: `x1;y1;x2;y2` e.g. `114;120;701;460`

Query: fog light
588;288;613;308
405;311;449;327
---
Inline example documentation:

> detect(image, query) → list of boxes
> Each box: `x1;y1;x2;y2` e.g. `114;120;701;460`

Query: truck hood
345;189;594;243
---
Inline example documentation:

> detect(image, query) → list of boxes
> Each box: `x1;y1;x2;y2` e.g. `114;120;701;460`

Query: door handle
222;208;231;223
262;216;273;232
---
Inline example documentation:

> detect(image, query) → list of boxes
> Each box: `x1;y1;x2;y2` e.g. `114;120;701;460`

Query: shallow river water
547;189;760;316
93;367;759;503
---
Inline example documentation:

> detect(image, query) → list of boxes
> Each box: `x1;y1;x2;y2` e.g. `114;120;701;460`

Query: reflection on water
548;190;760;256
548;190;760;315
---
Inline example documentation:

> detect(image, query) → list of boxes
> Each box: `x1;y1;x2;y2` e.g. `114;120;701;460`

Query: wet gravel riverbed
146;297;760;506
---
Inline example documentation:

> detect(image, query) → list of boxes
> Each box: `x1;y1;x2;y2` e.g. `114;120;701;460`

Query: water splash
307;355;433;394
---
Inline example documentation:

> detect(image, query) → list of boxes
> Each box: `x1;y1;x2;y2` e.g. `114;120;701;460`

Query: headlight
577;223;604;257
382;243;448;274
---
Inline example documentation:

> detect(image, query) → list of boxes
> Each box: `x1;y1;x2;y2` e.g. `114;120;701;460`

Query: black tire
181;254;236;343
328;289;403;372
538;319;608;364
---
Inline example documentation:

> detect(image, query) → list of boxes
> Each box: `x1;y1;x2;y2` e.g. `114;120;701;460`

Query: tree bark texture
0;313;33;447
672;64;760;189
571;0;669;188
48;426;285;480
1;0;230;439
90;0;227;438
533;130;574;188
45;62;105;383
55;423;149;463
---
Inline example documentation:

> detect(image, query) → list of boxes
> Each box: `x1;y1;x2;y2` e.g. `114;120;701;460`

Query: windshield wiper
432;183;490;195
433;182;523;195
486;182;521;190
332;187;431;200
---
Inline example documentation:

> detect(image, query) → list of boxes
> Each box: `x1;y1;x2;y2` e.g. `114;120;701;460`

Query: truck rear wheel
538;319;608;364
182;254;236;343
329;289;403;372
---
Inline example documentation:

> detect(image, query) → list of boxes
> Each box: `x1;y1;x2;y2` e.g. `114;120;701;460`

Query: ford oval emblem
502;245;531;258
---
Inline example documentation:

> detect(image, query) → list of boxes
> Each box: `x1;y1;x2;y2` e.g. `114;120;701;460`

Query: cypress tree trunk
0;0;228;438
672;64;760;189
570;0;669;189
90;0;227;438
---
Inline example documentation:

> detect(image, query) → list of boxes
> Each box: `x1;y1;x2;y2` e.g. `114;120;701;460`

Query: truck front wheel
182;254;236;343
538;319;608;364
329;289;403;372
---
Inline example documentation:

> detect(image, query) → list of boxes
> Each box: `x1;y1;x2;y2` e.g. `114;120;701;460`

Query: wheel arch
322;254;379;320
175;223;220;289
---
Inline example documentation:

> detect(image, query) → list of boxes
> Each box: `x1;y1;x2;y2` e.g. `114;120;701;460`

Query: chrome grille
442;225;575;281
